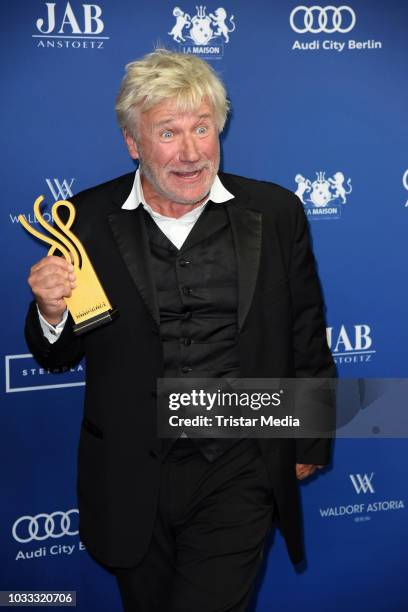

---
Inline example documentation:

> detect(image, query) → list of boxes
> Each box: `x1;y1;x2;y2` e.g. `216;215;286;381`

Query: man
25;49;335;611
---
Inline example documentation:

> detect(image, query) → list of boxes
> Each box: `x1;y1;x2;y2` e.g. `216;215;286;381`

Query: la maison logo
294;171;352;220
168;5;236;59
33;2;109;49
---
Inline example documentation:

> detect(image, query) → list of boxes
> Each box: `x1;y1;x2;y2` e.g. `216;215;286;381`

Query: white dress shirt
39;170;234;343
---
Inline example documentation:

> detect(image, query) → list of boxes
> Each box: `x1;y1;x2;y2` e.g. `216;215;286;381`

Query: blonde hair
115;49;229;136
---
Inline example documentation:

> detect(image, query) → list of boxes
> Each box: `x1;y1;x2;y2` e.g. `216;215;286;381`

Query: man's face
124;97;220;206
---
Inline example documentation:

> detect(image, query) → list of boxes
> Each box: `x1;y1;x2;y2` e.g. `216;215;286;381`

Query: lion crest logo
169;5;236;46
295;171;352;207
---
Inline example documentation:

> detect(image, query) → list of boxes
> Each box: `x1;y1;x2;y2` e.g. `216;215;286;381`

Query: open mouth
172;169;204;180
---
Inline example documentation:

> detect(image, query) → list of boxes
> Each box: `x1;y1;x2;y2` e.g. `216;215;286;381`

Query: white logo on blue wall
295;171;352;219
46;178;75;201
349;473;375;495
289;6;382;52
5;354;85;392
290;6;356;34
9;179;75;225
326;324;375;364
168;6;236;59
319;472;405;522
13;510;79;543
34;2;109;49
403;169;408;207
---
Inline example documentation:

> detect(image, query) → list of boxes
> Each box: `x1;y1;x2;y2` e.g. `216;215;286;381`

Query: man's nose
179;134;200;163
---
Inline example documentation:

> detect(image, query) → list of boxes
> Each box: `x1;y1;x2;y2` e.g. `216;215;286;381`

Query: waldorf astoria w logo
46;178;75;201
349;473;375;495
319;472;405;522
326;324;376;365
33;2;109;49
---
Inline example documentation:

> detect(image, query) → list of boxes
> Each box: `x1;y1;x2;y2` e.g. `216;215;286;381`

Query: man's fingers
30;256;74;275
296;464;319;480
40;284;73;300
29;264;76;290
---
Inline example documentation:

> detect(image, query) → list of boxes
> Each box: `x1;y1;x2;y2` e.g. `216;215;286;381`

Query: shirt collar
121;168;235;215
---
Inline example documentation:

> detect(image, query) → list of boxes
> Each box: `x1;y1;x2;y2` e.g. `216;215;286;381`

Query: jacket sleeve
288;197;336;465
25;300;84;370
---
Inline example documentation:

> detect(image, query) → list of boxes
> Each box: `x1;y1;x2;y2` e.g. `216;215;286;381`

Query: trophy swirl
19;195;117;335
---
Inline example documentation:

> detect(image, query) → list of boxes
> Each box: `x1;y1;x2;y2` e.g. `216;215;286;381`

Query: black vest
143;202;241;461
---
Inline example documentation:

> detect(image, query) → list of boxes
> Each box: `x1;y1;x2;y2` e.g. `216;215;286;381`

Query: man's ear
123;129;139;160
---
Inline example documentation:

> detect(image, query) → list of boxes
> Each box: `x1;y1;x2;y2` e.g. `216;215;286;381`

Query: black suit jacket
25;171;335;567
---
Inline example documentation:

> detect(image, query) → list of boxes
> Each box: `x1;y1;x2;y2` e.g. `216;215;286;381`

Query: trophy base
73;308;118;335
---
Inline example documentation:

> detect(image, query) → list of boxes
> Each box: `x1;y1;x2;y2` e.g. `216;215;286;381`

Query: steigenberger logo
289;6;382;53
295;171;352;220
33;2;109;50
403;169;408;208
168;5;236;59
9;178;75;225
5;354;85;392
12;508;86;561
319;473;405;523
326;324;376;365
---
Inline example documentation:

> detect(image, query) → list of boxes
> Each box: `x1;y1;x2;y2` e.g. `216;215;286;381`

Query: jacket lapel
106;171;263;333
108;206;160;327
226;198;263;332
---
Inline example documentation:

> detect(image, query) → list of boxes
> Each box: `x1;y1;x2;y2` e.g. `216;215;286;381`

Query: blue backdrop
2;1;407;610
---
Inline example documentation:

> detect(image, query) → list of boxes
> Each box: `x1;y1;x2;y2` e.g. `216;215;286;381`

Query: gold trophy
19;195;117;335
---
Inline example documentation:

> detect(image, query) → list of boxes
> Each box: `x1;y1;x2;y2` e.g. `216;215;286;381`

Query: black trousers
115;438;275;612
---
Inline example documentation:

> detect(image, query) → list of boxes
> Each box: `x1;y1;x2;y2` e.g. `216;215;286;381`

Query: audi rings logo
12;510;79;543
290;5;356;34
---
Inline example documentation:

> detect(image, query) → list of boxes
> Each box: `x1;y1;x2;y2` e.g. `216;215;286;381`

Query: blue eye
197;126;208;135
161;130;173;139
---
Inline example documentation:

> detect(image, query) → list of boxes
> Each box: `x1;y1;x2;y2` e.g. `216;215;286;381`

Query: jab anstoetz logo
12;509;86;561
33;2;109;49
9;178;75;225
289;6;382;53
319;473;405;523
326;324;376;365
403;169;408;208
295;171;352;220
168;5;236;59
5;354;85;393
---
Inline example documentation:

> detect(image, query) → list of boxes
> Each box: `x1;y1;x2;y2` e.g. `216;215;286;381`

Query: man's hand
295;463;324;480
28;256;76;325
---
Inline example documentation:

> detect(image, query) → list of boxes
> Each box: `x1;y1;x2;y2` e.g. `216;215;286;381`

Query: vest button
178;259;191;267
183;287;193;295
181;366;193;373
182;310;192;320
181;337;192;346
